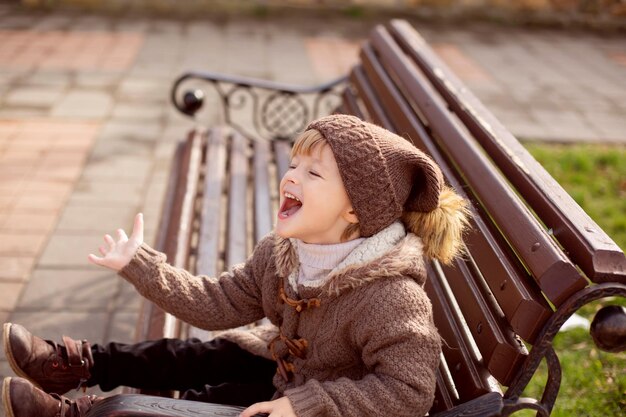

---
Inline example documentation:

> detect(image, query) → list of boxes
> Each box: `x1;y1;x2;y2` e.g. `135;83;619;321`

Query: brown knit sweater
119;222;441;417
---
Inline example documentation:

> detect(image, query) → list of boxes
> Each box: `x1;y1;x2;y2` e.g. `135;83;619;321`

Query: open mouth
278;192;302;219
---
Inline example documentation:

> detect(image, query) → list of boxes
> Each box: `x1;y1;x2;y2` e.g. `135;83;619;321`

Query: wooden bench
91;19;626;417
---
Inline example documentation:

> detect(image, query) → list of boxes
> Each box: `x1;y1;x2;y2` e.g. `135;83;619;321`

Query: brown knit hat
306;114;444;237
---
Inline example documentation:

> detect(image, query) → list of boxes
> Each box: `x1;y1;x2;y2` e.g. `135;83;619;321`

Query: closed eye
309;171;322;178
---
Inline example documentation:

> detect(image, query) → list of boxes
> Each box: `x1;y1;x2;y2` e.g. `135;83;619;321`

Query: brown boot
3;323;94;394
2;377;100;417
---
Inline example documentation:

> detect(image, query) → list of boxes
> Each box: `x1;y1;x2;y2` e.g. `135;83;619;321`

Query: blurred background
0;0;624;416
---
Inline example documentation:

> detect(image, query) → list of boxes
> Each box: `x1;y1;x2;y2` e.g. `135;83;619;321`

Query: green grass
525;143;626;250
515;143;626;416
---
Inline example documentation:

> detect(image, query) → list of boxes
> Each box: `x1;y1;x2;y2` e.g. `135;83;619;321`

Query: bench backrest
335;20;626;412
141;128;292;342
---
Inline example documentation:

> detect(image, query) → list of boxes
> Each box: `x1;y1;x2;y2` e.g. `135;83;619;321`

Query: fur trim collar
273;222;426;297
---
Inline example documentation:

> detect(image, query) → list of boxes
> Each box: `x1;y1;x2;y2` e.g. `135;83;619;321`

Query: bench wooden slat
253;139;273;244
227;132;250;267
349;66;394;130
461;203;553;343
442;261;526;385
162;130;206;340
341;88;365;120
356;44;527;384
387;20;626;285
425;264;496;402
139;140;188;343
432;363;457;413
197;128;228;278
370;26;588;307
357;43;553;343
171;130;205;272
274;140;292;183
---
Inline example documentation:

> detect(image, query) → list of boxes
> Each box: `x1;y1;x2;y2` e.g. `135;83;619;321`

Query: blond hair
291;129;360;242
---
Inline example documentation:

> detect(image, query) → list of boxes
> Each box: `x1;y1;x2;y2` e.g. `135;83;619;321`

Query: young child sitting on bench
3;114;469;417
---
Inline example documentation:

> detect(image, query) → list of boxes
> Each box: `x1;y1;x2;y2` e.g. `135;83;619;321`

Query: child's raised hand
88;213;144;272
240;397;296;417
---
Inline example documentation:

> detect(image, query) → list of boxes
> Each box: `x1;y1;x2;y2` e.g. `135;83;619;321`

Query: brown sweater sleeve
285;279;441;417
118;236;274;331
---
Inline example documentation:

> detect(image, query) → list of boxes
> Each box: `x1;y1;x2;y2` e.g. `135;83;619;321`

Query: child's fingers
104;234;115;248
98;246;107;256
87;254;103;265
240;402;270;417
116;228;128;242
130;213;144;243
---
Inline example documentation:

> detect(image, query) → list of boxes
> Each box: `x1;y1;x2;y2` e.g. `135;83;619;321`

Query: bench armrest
171;71;348;141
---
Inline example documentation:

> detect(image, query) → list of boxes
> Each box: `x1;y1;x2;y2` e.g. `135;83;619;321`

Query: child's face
276;144;357;244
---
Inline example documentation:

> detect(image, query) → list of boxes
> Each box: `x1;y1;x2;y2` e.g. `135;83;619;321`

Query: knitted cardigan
119;222;441;417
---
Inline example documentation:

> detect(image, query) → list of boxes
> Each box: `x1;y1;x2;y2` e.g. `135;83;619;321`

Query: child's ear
343;208;359;224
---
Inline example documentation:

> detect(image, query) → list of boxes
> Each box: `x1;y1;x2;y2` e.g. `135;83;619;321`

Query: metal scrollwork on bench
501;282;626;416
171;71;348;141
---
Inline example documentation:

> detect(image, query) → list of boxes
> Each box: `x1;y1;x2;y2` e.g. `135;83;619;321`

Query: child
2;114;469;417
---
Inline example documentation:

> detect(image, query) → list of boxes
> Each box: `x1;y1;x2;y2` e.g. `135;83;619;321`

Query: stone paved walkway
0;4;624;411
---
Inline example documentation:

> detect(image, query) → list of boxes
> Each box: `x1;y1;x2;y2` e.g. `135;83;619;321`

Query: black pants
88;338;276;407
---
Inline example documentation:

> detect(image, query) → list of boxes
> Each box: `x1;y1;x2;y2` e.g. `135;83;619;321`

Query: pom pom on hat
402;186;471;264
306;114;445;237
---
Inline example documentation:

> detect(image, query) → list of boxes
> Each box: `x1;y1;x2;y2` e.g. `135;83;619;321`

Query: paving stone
2;212;59;233
158;123;193;145
51;90;113;119
4;86;65;107
114;280;143;313
0;15;38;29
0;70;23;85
114;17;151;32
88;138;155;161
56;205;137;233
81;160;152;184
71;14;113;31
0;257;35;281
37;234;109;268
97;120;162;142
0;282;24;311
116;78;171;103
148;18;183;34
8;311;109;344
75;72;122;89
305;37;361;81
555;94;617;113
31;13;73;30
110;103;166;121
20;71;73;88
530;108;598;139
0;359;12;387
585;113;626;142
14;190;67;212
0;233;47;257
18;269;118;312
511;126;551;142
67;180;144;207
107;311;140;344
